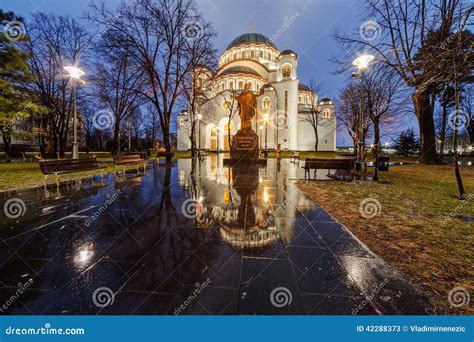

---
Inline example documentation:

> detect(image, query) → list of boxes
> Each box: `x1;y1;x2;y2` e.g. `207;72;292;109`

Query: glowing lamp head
352;54;375;71
63;66;85;80
196;114;203;120
263;113;270;121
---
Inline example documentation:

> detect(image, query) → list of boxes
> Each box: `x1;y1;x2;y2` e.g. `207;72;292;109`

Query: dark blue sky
4;0;404;146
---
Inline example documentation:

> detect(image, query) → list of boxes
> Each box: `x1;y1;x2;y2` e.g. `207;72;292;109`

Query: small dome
298;83;313;92
279;49;297;57
320;97;333;105
217;66;262;78
226;33;277;51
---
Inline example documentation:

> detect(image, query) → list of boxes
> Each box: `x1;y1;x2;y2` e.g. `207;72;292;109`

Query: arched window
197;77;203;88
259;50;263;58
298;95;303;103
221;82;225;92
238;81;244;90
266;51;270;60
322;109;331;119
282;64;292;78
229;81;234;90
262;97;271;109
251;50;255;58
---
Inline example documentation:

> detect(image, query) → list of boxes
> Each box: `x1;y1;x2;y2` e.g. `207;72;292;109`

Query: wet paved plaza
0;156;431;315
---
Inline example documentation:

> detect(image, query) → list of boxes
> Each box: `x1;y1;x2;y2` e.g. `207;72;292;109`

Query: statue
230;83;260;159
233;83;258;131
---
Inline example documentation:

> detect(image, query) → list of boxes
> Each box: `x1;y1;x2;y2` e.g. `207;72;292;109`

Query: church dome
226;33;277;51
279;49;297;57
298;83;313;92
320;97;332;102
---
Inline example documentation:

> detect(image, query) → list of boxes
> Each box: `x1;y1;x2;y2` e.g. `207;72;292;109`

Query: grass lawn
0;161;150;192
298;164;474;314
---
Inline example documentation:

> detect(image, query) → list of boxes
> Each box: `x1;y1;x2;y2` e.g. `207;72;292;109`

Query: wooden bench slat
302;158;355;181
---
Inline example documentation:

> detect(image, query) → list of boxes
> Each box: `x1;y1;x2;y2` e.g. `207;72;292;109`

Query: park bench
124;151;148;159
302;158;355;181
39;156;106;188
290;151;300;163
113;154;148;175
34;152;61;160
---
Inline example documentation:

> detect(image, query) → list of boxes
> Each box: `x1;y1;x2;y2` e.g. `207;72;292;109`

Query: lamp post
259;125;263;149
196;113;203;156
352;54;374;173
63;65;85;159
263;113;270;157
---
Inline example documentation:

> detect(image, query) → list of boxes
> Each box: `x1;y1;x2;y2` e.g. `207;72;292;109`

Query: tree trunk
372;119;380;181
112;119;120;155
439;102;447;159
412;91;442;164
3;135;12;163
314;125;319;152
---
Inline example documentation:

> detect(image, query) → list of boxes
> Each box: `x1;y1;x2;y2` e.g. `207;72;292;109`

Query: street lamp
196;113;203;156
258;125;263;149
63;65;85;159
352;54;374;173
263;113;270;156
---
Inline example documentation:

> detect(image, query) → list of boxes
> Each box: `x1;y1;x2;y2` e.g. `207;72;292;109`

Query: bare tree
25;13;89;156
88;0;216;160
182;65;217;157
223;93;238;150
361;65;402;180
336;82;371;154
436;85;456;157
91;51;145;154
302;80;330;151
334;0;470;164
143;104;162;149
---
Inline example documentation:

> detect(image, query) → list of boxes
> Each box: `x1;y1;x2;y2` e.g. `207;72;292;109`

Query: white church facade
177;32;336;152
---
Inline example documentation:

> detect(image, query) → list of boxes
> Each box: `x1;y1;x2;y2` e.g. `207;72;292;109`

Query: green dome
226;33;277;51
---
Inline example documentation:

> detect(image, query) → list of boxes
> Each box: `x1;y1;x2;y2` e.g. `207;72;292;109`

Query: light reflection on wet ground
0;155;431;315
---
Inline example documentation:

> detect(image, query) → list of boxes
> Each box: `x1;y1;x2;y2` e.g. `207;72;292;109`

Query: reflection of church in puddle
177;155;314;248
